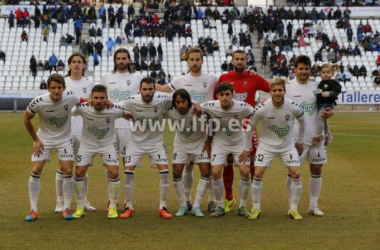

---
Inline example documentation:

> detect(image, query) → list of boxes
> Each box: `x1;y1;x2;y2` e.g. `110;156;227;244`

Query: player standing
71;85;132;219
201;82;254;218
247;77;305;220
24;74;79;221
286;55;334;216
55;52;96;213
217;50;270;213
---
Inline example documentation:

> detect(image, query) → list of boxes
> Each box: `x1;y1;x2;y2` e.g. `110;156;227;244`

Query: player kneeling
71;84;132;219
166;89;212;218
248;77;305;220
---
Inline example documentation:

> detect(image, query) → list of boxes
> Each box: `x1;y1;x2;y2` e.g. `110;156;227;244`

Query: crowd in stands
285;0;379;6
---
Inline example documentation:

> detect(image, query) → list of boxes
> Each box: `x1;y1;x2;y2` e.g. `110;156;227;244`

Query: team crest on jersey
83;87;87;94
243;81;247;87
153;106;158;113
189;120;193;126
285;115;290;121
127;80;131;86
233;115;239;119
106;117;111;124
202;82;207;88
64;105;69;111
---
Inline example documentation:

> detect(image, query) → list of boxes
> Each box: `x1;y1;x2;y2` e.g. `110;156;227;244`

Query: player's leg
222;155;235;212
308;143;326;216
25;160;45;221
172;161;187;216
250;166;266;220
55;162;64;213
192;159;211;218
182;162;194;210
236;162;251;218
73;164;90;219
287;165;303;220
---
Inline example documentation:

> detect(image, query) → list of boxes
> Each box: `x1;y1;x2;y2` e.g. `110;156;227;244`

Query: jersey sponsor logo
267;125;290;138
110;89;131;102
134;109;143;112
298;101;317;116
87;126;110;139
266;116;275;119
109;82;116;84
185;84;192;87
189;91;207;103
177;127;195;137
293;95;301;97
233;92;248;101
44;116;68;128
219;123;239;136
64;105;69;111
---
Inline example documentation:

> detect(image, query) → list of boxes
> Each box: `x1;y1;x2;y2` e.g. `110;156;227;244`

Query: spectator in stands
8;11;15;29
141;60;148;71
155;60;162;71
44;60;50;71
49;53;58;73
30;55;37;80
149;43;157;61
89;26;96;37
39;79;47;90
93;51;99;67
363;21;372;33
149;60;156;71
42;25;49;43
157;43;163;62
101;11;107;29
328;50;336;63
124;21;132;39
353;45;361;56
210;18;217;30
116;12;123;29
376;55;380;66
133;44;140;62
374;71;380;85
96;27;102;37
134;60;141;71
184;26;193;38
337;70;345;82
106;38;115;57
140;43;148;61
321;48;328;62
37;60;44;71
57;59;65;71
115;36;122;46
51;17;58;35
226;45;233;57
221;61;228;71
359;65;367;77
157;69;166;85
298;35;306;47
314;50;322;62
350;65;360;77
95;39;104;57
109;11;116;28
0;50;5;65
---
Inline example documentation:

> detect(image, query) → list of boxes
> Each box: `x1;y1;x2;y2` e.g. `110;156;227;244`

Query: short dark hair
172;89;192;109
113;48;134;74
294;55;311;68
140;77;156;88
91;84;108;95
67;52;86;76
232;50;246;59
216;82;234;94
47;74;65;87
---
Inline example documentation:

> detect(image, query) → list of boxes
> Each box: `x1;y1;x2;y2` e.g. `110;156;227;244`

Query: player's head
186;47;203;74
112;48;133;74
232;50;247;73
316;62;339;80
172;89;192;115
47;74;66;102
139;77;156;103
269;77;286;107
67;52;86;76
293;55;311;84
216;82;234;110
91;84;108;111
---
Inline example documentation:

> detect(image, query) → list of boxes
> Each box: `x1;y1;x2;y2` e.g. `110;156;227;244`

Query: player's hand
238;150;251;164
321;91;329;97
320;107;334;119
33;139;44;156
295;143;303;156
87;99;93;106
124;111;134;121
259;98;268;104
247;69;258;76
193;103;202;116
312;134;324;145
202;143;211;158
105;100;114;109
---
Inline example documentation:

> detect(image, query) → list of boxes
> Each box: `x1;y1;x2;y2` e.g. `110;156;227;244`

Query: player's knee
240;168;250;179
200;168;210;178
172;170;182;180
107;167;119;179
75;166;86;178
211;169;221;180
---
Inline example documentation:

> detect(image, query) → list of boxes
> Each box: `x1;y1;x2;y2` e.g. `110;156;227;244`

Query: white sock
183;163;194;202
286;173;292;207
310;175;322;208
251;177;262;210
29;174;41;212
212;178;224;208
62;174;74;209
105;170;110;196
207;179;215;202
290;178;302;210
84;174;89;202
124;170;134;209
159;170;170;209
55;170;63;202
193;177;209;208
173;178;186;208
239;177;250;208
109;178;120;209
74;177;86;208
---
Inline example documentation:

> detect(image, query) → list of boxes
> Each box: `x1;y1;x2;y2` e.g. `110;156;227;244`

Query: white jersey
26;91;80;142
101;72;142;128
65;76;95;136
201;100;254;150
286;79;321;145
72;103;124;147
118;93;172;144
169;72;219;103
165;106;208;150
250;98;304;149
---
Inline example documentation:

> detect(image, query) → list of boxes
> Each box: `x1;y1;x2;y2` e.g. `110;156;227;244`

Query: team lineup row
23;48;333;221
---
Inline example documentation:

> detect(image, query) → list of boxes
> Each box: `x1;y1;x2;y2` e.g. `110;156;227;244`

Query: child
315;62;342;145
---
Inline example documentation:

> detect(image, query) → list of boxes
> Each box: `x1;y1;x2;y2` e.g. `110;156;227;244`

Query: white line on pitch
333;133;380;138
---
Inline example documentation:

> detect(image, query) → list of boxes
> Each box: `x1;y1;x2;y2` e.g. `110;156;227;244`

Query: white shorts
300;142;327;165
76;142;119;167
172;143;210;164
211;143;250;166
71;135;81;155
115;128;131;156
31;139;74;162
125;142;168;167
254;146;300;168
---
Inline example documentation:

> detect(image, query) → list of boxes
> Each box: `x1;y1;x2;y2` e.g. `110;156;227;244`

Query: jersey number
212;154;216;161
173;153;177;160
256;154;264;162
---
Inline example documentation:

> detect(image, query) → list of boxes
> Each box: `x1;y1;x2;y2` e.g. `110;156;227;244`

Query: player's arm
122;110;134;121
155;83;172;93
23;111;44;156
295;111;305;156
239;109;258;163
